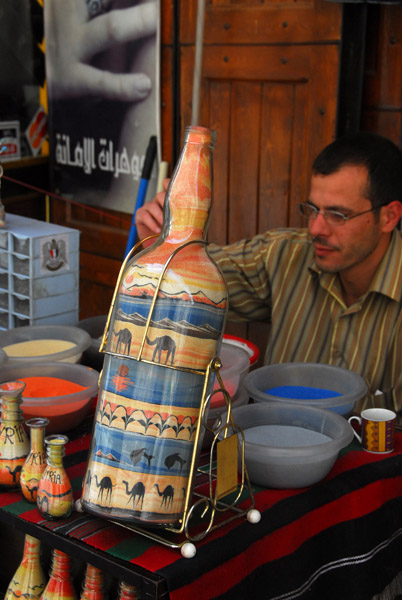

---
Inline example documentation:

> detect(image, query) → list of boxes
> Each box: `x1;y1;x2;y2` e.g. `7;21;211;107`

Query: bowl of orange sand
0;362;99;433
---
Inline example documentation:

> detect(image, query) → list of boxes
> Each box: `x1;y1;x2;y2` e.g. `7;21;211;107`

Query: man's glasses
298;202;376;226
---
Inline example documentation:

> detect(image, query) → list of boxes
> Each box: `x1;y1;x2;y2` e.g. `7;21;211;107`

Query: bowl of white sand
0;325;91;364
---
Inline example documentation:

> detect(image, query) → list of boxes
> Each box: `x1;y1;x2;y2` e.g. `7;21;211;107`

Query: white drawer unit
0;213;80;330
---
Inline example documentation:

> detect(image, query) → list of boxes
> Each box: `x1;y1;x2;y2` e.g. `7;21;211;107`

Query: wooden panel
363;6;402;109
228;81;261;242
200;45;312;82
160;46;174;165
181;0;342;45
160;0;175;45
259;84;295;230
361;110;402;146
181;43;339;241
208;81;231;245
362;5;402;148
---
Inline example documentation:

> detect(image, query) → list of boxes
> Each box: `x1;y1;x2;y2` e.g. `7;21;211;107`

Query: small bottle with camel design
20;417;49;503
37;434;73;520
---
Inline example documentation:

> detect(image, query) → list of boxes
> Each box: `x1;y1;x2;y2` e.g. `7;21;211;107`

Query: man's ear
381;201;402;232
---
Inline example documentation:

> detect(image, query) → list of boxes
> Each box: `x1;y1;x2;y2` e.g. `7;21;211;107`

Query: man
135;132;402;412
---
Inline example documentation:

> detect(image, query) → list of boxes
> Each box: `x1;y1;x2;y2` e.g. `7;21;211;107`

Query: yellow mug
348;408;396;453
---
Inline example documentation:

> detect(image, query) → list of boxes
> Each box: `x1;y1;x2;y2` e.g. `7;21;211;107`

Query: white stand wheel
181;542;197;558
247;509;261;524
74;499;84;513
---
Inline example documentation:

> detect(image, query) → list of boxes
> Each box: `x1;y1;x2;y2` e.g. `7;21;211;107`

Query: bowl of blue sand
243;362;368;416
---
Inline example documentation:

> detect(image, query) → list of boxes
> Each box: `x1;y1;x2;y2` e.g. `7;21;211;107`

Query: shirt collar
308;229;402;303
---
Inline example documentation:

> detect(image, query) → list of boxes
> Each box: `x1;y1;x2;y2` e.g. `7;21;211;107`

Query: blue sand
264;385;342;400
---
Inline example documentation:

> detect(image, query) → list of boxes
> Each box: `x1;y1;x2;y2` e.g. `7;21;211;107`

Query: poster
44;0;160;214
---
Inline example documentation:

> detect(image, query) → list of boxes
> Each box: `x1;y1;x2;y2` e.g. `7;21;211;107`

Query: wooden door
173;0;342;353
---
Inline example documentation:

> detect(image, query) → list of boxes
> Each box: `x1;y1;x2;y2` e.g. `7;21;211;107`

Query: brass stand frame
98;237;261;557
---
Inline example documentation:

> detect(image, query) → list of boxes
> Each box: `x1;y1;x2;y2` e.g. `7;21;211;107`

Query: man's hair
312;132;402;209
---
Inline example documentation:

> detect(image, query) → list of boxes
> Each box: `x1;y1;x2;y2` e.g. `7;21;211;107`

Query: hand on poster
44;0;157;102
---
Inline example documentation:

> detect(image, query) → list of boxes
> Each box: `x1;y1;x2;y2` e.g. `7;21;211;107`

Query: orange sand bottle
81;126;228;526
4;534;46;599
80;564;105;600
20;417;49;502
37;434;73;519
41;549;77;600
117;581;139;600
0;380;30;488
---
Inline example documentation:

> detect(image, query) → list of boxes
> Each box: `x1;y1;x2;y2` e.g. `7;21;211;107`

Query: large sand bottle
81;126;228;525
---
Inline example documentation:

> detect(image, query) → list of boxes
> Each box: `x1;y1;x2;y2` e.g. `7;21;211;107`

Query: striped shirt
208;228;402;412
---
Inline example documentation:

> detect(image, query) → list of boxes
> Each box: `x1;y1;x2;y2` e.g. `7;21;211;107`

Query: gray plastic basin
229;402;354;488
243;362;368;415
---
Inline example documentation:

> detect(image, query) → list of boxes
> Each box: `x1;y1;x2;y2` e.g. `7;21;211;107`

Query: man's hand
135;178;168;244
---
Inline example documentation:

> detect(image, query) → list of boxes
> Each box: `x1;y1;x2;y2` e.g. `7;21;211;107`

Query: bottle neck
22;534;41;564
26;418;49;451
162;126;214;245
82;565;104;591
50;550;71;580
1;408;24;423
29;426;45;451
45;435;68;467
118;582;138;600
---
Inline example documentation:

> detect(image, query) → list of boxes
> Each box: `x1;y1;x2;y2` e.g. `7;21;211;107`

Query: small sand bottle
20;417;49;502
37;434;73;520
117;581;139;600
41;548;77;600
0;380;30;488
80;564;105;600
4;534;46;599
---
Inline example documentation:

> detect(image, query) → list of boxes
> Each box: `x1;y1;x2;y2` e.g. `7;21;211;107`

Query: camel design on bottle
123;480;145;509
93;474;115;504
113;328;132;355
154;483;174;508
146;335;176;365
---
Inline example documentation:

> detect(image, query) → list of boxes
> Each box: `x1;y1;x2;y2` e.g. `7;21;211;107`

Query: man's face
307;165;383;276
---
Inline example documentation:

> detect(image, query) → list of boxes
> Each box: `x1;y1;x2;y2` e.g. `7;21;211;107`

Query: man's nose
308;212;332;237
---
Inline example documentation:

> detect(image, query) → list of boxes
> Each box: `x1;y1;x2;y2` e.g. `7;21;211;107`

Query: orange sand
20;376;87;398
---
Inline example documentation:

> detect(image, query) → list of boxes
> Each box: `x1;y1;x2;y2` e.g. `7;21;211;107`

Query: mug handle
348;415;362;443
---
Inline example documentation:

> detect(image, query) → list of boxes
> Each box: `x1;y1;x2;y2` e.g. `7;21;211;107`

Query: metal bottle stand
98;238;261;557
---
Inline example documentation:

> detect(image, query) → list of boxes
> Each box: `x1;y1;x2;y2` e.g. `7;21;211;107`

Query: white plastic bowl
0;361;99;433
221;334;260;366
226;402;354;488
211;341;251;408
243;362;368;416
0;325;91;364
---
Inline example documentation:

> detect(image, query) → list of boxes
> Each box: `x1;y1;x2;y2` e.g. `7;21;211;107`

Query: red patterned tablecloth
1;423;402;600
